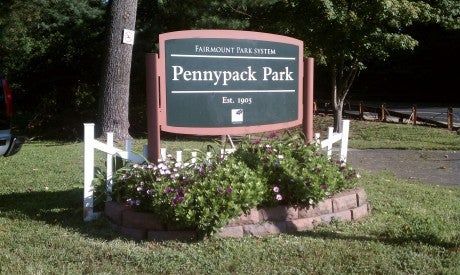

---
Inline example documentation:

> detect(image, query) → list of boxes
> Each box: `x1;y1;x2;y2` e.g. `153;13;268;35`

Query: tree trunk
331;64;359;133
332;77;344;133
331;66;343;133
333;98;344;133
99;0;138;140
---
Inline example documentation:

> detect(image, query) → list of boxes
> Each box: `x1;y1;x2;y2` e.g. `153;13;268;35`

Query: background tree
99;0;138;140
0;0;106;138
287;0;433;132
220;0;457;132
428;0;460;29
1;0;458;139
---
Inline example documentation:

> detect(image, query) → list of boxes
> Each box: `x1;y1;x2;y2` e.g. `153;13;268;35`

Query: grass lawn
315;116;460;150
0;118;459;274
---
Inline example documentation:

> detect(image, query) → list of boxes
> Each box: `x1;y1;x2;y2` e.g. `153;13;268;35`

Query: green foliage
1;0;457;138
427;0;460;29
232;132;357;206
112;132;358;236
0;0;106;137
113;154;264;236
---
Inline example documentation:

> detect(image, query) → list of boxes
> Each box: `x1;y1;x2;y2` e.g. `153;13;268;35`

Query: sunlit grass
313;115;460;150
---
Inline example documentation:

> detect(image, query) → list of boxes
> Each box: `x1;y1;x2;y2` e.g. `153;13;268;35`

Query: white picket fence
82;120;350;221
315;119;350;163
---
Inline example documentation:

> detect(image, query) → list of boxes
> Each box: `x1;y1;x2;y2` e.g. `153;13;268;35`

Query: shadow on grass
0;188;121;241
294;227;458;251
1;189;458;249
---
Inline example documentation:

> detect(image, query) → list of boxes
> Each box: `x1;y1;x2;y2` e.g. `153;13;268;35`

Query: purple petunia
171;195;185;205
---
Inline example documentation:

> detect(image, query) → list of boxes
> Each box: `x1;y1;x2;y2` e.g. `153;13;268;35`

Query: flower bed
105;131;362;238
105;187;369;241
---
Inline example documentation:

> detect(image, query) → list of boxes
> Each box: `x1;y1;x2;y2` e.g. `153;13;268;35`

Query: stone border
104;188;370;241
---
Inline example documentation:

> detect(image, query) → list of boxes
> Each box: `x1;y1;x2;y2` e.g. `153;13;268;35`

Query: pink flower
273;186;280;193
276;194;283;201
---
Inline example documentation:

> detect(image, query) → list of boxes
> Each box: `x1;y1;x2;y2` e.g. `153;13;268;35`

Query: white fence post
160;148;167;161
314;119;350;163
191;151;197;163
106;132;114;202
83;123;100;221
340;120;350;162
176;151;183;163
326;126;334;159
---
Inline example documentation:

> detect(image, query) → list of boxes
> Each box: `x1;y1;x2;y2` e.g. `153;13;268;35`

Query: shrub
112;132;358;236
232;132;358;206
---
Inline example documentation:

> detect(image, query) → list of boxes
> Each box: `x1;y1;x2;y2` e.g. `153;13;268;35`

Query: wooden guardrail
315;101;457;131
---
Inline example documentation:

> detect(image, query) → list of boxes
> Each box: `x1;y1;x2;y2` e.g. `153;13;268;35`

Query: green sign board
161;31;302;130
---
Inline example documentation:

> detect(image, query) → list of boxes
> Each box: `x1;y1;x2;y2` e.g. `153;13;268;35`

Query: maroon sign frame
146;30;314;162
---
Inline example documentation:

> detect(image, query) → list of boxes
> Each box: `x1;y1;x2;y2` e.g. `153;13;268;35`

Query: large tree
223;0;457;132
287;0;435;132
99;0;138;140
428;0;460;29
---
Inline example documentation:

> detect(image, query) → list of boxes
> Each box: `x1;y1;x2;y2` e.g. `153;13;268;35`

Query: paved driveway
347;149;460;187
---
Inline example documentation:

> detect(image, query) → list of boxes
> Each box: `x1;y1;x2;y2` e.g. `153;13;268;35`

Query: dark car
0;74;24;156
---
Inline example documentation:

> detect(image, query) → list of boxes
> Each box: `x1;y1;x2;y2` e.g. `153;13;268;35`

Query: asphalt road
347;149;460;187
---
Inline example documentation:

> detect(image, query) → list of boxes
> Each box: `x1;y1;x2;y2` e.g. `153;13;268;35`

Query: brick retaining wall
104;187;370;241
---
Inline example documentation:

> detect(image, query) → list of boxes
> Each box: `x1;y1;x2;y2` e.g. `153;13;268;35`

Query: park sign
154;30;304;134
146;30;314;162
